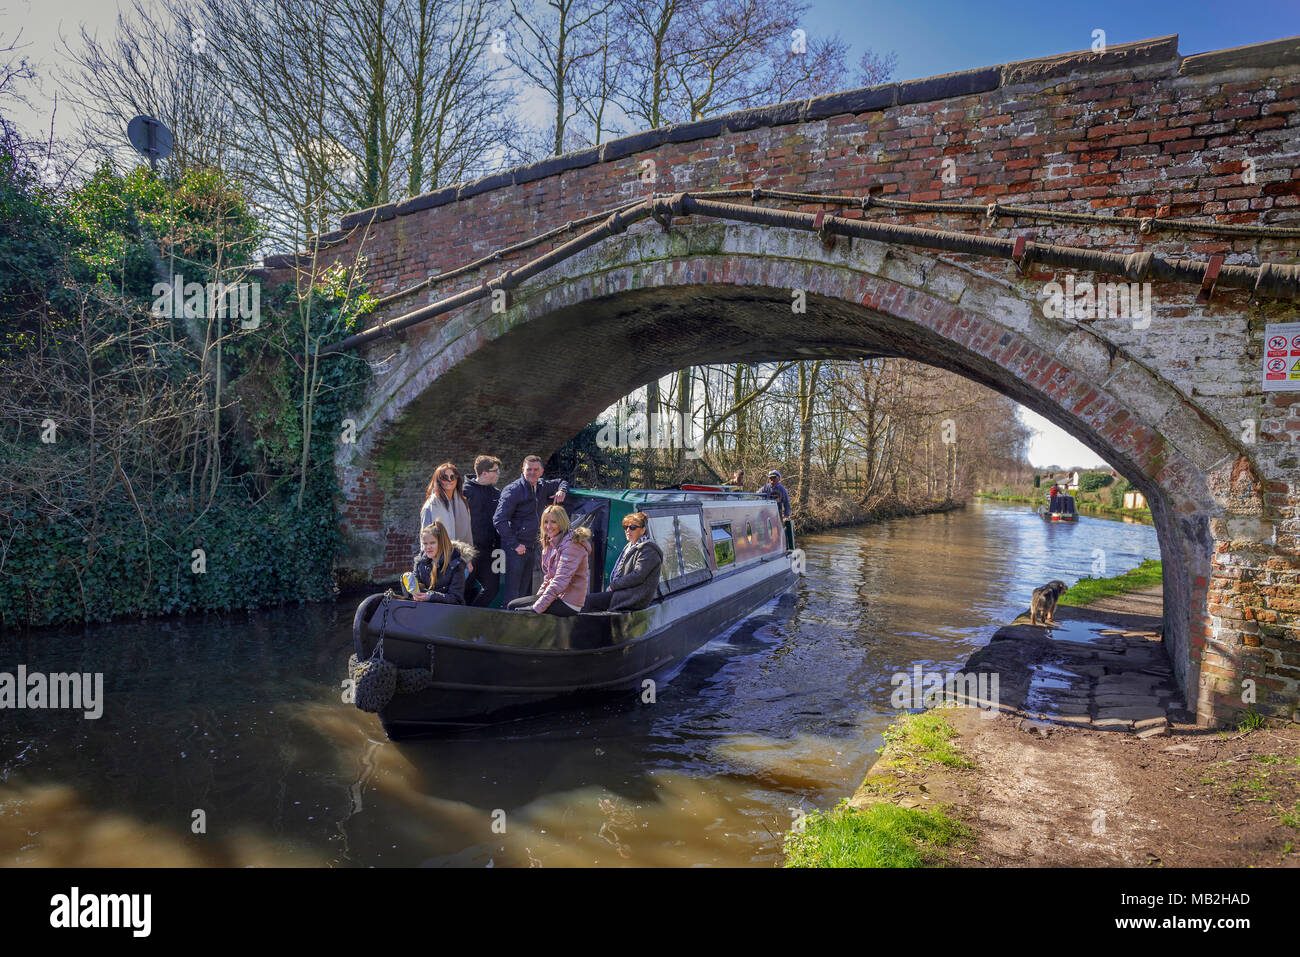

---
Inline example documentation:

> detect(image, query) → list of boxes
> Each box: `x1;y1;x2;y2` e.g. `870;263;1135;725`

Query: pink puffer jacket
533;530;591;613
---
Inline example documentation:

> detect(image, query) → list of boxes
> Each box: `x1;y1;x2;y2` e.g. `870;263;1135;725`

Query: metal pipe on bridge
320;190;1300;355
675;194;1300;298
320;201;655;355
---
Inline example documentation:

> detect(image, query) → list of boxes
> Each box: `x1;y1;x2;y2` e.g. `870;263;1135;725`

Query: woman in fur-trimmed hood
411;520;477;605
506;504;592;616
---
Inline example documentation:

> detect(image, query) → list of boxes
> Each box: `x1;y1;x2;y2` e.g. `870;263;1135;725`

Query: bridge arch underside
341;227;1283;726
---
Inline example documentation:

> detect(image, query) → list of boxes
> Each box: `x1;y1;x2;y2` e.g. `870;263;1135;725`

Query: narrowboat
1039;493;1080;523
349;487;797;737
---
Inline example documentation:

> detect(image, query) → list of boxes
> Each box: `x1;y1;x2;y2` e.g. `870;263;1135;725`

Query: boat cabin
1043;492;1079;522
563;486;792;603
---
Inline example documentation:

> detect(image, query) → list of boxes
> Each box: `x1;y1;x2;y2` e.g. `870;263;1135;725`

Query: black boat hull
353;555;796;735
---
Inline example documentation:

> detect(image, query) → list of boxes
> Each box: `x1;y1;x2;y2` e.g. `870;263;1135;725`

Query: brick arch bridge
265;35;1300;725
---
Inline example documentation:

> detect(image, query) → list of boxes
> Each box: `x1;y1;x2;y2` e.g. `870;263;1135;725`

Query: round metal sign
126;115;174;162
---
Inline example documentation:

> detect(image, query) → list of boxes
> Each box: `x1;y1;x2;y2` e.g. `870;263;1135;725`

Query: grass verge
783;710;973;867
1059;558;1163;607
783;801;969;867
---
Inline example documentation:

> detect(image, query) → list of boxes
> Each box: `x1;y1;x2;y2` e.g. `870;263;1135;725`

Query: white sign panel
1263;322;1300;391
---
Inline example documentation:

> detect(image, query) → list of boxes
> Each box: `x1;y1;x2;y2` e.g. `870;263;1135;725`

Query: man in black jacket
493;455;568;604
462;455;503;606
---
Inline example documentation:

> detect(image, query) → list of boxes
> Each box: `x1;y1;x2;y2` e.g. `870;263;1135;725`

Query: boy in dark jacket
492;455;568;603
462;455;503;606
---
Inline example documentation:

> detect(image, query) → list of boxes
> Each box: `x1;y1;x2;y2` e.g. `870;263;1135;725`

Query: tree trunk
796;360;821;510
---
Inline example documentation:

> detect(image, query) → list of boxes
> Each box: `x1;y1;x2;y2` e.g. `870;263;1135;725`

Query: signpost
1263;323;1300;391
126;115;173;172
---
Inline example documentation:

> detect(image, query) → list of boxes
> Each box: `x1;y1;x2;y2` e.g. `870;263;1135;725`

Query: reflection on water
0;501;1158;867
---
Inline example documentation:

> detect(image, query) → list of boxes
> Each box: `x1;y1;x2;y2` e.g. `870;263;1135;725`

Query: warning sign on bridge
1263;323;1300;391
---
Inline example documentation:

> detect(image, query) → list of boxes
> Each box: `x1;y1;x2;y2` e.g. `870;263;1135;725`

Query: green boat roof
568;487;764;503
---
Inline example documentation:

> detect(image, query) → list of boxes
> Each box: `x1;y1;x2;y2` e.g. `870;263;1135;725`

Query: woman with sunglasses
581;511;663;613
420;462;473;547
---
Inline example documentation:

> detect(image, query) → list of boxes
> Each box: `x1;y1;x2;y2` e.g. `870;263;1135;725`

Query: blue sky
800;0;1300;82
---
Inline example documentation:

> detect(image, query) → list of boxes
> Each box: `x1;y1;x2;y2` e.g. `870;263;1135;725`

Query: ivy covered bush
0;137;372;628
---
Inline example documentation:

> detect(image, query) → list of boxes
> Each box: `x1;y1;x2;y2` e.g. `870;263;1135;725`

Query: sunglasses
623;524;644;531
439;475;457;482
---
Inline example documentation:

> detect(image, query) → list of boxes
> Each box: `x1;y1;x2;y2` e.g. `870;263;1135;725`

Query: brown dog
1030;580;1067;626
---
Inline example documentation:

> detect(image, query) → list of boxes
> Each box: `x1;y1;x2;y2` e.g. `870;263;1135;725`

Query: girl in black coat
411;520;474;605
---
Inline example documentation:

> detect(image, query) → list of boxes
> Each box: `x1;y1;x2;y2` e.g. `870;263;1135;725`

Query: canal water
0;500;1158;867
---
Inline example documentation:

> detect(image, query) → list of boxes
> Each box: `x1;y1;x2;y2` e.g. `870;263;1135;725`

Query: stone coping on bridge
262;32;1300;269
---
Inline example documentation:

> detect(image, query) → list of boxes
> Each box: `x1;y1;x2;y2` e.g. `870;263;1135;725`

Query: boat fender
396;644;436;694
347;645;435;703
350;596;397;712
349;643;396;713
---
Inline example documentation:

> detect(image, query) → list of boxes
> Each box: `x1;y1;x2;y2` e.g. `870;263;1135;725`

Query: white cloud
1018;406;1110;470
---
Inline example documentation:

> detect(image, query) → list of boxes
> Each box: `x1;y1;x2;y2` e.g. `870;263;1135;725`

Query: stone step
1094;717;1135;730
1096;704;1167;721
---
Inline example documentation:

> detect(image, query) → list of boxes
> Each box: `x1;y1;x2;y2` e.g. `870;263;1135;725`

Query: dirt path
856;586;1300;866
947;708;1300;867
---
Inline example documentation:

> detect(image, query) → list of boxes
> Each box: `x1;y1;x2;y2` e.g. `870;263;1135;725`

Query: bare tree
506;0;614;155
0;17;34;103
616;0;876;128
61;0;520;249
571;4;631;146
396;0;518;193
858;49;898;86
58;0;237;174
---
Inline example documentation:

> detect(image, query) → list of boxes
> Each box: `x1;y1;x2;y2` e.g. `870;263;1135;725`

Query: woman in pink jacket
506;504;592;616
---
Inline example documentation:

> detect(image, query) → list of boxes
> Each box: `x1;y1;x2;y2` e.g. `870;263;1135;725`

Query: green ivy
0;144;374;628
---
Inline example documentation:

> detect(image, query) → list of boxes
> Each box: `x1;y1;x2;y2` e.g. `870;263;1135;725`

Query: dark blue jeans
502;545;538;605
469;557;500;608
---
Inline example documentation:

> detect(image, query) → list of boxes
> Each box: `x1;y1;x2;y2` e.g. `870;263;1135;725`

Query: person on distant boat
507;505;591;616
410;520;472;605
420;462;473;548
462;455;503;607
1048;482;1062;510
728;468;744;487
493;455;568;604
757;469;791;520
581;511;663;612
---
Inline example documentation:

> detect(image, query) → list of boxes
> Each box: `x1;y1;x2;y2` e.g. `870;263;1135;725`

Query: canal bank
787;571;1300;867
792;495;963;537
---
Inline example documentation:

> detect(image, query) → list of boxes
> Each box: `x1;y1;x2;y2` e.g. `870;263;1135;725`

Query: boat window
745;520;754;544
647;515;677;569
711;523;735;567
677;513;710;576
646;508;713;594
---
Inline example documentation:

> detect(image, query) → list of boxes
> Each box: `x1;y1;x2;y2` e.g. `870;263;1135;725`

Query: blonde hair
538;504;592;549
420;520;453;575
